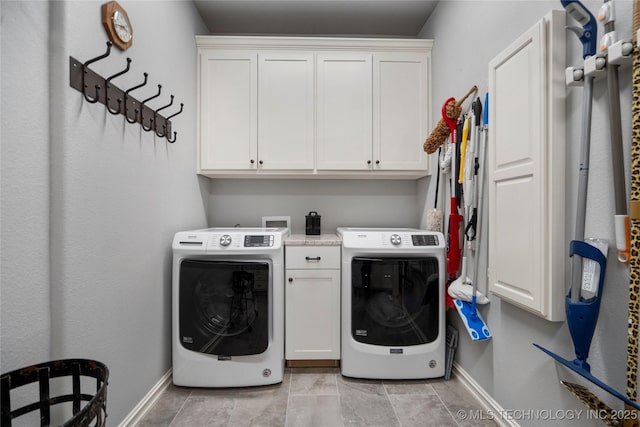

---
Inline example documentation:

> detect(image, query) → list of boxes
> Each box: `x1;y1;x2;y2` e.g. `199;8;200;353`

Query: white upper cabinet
196;37;433;179
198;51;257;171
258;53;315;171
373;54;429;171
488;10;566;321
316;54;373;171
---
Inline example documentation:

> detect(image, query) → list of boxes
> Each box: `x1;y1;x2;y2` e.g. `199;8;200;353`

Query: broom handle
454;85;478;109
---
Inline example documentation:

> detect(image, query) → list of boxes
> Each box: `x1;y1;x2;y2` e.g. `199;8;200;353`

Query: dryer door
179;259;270;356
351;257;440;346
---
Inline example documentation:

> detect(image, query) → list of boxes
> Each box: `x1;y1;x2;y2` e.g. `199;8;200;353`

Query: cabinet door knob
259;160;263;165
375;160;380;165
250;159;255;164
288;277;293;282
367;160;372;165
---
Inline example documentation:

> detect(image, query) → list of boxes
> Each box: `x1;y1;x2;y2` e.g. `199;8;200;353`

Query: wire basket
1;359;108;427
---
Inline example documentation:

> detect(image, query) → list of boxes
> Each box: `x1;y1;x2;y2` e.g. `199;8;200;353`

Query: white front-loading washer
337;227;446;380
172;227;287;387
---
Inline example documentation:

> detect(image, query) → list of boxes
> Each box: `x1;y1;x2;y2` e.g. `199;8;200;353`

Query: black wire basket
1;359;108;427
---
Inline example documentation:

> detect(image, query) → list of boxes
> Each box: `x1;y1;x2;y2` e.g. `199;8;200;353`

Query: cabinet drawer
285;246;340;269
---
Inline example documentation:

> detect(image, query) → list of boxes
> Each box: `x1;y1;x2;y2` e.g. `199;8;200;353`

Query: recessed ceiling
193;1;438;37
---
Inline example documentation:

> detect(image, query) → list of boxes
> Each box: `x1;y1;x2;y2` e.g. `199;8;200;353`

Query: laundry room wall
207;179;420;233
1;1;208;424
1;0;52;372
419;1;633;424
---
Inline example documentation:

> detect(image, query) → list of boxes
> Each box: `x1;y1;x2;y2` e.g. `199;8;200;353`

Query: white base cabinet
196;36;433;179
285;246;341;360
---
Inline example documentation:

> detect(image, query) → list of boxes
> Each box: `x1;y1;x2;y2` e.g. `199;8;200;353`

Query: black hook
154;95;174;137
105;57;131;115
82;41;112;104
124;72;148;124
140;85;161;131
141;84;162;106
166;130;177;143
141;117;154;132
163;103;183;143
165;103;184;122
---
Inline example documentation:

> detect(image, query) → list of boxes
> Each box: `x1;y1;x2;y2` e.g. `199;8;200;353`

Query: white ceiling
193;1;439;37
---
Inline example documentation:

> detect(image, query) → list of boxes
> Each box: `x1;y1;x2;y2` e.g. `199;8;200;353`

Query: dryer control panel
244;235;274;247
411;234;439;246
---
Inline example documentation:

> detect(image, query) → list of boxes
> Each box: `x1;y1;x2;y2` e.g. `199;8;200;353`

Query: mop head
426;208;443;233
454;299;492;341
423;102;462;154
448;277;490;304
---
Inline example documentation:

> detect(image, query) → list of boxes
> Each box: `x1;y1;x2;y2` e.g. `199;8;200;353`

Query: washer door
351;257;439;346
179;259;270;356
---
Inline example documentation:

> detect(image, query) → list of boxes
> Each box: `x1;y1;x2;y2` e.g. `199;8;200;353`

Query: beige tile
383;380;437;396
226;385;289;427
290;371;339;396
136;384;191;427
388;394;456;427
337;376;399;427
286;395;344;427
169;396;235;427
431;375;499;427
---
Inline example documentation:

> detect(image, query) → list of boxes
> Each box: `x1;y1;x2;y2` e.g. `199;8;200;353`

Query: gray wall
419;1;634;424
1;1;208;424
207;179;420;233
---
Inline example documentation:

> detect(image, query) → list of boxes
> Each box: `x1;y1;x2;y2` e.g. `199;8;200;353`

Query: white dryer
337;227;446;379
172;227;287;387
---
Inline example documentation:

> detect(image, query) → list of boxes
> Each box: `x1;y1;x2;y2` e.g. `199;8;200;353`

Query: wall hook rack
70;41;184;143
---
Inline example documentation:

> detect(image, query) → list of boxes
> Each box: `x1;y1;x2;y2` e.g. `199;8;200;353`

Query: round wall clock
102;1;133;51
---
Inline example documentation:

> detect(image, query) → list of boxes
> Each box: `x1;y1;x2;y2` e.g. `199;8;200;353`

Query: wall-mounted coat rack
69;41;184;143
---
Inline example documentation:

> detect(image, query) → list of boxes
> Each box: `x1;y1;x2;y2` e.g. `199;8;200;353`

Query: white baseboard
119;369;173;427
453;363;519;427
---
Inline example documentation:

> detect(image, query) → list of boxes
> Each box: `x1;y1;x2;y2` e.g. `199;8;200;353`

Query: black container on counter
305;211;321;235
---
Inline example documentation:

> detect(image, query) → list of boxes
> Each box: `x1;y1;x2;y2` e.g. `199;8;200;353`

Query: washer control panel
411;234;439;246
338;228;444;250
244;235;274;247
219;234;232;246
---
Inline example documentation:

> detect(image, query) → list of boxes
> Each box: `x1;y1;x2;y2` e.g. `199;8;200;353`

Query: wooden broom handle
455;85;478;107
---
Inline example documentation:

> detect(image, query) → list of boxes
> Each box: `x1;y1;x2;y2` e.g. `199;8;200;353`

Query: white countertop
284;233;342;246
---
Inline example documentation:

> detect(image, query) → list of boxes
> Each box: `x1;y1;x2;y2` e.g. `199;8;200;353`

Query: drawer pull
305;256;321;262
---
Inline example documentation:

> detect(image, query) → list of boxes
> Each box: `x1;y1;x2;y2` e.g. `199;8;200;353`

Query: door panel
179;260;270;356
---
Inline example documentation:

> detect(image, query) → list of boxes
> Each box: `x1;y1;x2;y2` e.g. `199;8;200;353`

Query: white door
373;54;429;171
258;53;315;171
285;269;341;360
199;51;257;170
488;11;566;321
316;54;373;170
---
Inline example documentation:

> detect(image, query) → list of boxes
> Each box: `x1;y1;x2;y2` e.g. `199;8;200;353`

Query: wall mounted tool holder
69;41;184;143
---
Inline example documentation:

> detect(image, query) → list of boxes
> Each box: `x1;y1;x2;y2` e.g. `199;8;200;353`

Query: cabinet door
285;269;341;360
199;51;257;171
316;54;373;170
258;53;315;170
488;11;565;321
373;54;429;171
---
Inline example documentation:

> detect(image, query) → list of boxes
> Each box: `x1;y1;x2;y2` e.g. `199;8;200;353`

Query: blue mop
534;0;640;412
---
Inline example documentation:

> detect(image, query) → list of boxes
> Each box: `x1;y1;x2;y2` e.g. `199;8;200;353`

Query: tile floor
136;368;498;427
